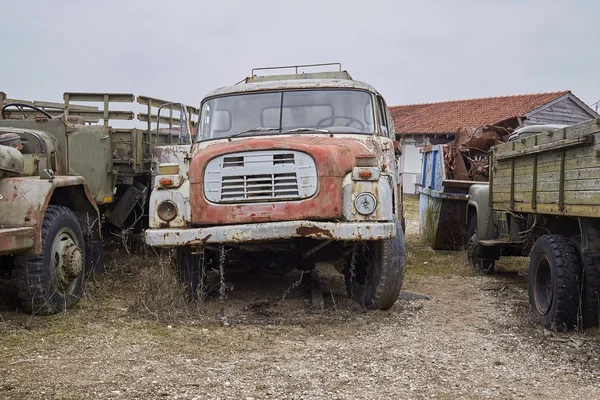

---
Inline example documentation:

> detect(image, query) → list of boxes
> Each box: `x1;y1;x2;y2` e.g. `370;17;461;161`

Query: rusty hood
188;134;380;226
189;134;379;183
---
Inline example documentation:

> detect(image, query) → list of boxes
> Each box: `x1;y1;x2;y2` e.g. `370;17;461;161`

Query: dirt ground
1;196;599;399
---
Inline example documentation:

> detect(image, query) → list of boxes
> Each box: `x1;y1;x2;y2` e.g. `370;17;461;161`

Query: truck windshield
197;89;375;141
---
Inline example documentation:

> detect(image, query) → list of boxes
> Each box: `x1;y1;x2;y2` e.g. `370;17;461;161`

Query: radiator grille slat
219;172;299;201
204;150;317;203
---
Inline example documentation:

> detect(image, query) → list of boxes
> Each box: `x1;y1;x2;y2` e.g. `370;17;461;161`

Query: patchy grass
402;194;529;281
402;195;474;280
405;235;474;278
403;193;419;221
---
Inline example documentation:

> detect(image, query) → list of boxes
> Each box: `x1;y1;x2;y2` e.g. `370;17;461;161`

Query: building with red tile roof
391;91;596;136
393;91;598;193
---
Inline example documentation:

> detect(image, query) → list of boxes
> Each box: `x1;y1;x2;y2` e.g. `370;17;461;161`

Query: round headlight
354;192;377;215
157;200;178;222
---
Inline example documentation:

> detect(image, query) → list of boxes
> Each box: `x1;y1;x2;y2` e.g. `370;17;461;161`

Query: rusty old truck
145;63;407;310
0;92;197;314
467;119;600;330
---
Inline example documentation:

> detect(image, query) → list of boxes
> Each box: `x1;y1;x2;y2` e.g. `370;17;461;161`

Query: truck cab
145;64;406;310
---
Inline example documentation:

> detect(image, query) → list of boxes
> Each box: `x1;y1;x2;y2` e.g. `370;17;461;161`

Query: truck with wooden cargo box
0;92;198;314
466;119;600;330
144;63;407;310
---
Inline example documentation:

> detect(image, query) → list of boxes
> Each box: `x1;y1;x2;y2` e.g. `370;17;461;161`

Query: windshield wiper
228;127;279;140
281;128;330;134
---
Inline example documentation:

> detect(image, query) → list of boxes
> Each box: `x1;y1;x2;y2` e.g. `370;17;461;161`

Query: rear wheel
345;218;406;310
14;205;86;315
466;216;495;273
569;236;600;328
529;235;581;330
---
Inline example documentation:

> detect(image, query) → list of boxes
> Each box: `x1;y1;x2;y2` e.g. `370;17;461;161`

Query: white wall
400;140;423;194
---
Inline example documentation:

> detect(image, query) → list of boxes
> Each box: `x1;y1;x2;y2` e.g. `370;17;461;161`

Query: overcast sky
1;0;599;111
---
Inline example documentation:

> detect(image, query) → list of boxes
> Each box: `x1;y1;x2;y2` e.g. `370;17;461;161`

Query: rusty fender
145;220;396;247
0;176;100;254
0;227;35;255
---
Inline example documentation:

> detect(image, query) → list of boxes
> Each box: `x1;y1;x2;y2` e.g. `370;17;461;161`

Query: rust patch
296;226;334;239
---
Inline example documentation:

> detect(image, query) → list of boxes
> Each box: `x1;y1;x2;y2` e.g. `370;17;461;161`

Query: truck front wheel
467;216;495;273
529;235;581;330
345;218;406;310
14;205;86;315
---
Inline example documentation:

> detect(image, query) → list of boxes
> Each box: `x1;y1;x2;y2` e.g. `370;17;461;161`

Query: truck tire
14;205;86;315
569;236;600;328
176;246;208;300
467;216;495;273
345;217;406;310
529;235;581;330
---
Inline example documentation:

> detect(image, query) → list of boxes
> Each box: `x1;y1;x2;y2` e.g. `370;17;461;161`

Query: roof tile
390;91;570;135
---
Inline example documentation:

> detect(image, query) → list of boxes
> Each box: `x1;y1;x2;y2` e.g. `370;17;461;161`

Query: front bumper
145;220;396;247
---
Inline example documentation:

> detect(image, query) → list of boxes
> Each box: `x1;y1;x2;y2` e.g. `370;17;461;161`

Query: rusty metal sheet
0;175;98;254
145;220;396;247
0;227;34;255
188;135;379;225
419;192;468;250
443;126;507;182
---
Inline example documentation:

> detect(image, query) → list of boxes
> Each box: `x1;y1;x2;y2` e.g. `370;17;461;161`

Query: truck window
377;96;389;137
198;89;375;141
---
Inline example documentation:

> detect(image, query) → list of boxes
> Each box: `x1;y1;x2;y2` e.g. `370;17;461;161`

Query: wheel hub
63;243;84;278
52;233;83;288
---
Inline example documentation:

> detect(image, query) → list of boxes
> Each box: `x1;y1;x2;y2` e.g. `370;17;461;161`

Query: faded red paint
189;136;379;225
0;227;35;255
295;226;334;239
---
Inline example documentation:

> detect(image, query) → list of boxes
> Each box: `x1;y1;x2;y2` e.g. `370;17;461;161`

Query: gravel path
1;222;599;399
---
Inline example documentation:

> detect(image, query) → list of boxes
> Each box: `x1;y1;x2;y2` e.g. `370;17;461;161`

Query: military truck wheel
14;205;86;315
345;218;406;310
467;216;495;273
176;247;208;300
569;236;600;328
529;235;581;330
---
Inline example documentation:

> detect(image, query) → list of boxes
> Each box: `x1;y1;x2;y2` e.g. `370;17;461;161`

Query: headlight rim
157;200;178;222
354;192;377;215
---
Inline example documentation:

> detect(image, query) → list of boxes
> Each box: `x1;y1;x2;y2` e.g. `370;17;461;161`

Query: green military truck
467;119;600;330
0;92;197;314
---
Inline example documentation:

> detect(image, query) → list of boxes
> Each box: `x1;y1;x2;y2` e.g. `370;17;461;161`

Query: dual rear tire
529;234;600;330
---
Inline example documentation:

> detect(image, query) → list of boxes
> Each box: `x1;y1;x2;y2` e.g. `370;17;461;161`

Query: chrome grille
221;172;299;200
204;150;318;203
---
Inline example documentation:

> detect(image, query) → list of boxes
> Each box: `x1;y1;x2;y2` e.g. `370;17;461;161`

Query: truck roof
203;64;381;100
204;78;381;100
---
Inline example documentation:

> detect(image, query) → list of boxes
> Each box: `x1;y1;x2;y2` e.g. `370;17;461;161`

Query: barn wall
525;96;595;126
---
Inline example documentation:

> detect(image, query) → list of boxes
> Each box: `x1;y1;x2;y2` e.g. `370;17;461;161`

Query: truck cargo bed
492;118;600;216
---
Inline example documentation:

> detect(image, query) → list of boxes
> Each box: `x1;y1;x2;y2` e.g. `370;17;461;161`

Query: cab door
67;125;114;204
376;96;402;219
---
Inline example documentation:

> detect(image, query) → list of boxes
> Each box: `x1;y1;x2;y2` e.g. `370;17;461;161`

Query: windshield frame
196;88;377;142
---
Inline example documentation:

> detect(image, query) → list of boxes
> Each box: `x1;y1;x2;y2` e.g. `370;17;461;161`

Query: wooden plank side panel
528;99;599;126
491;119;600;212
